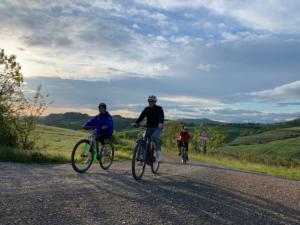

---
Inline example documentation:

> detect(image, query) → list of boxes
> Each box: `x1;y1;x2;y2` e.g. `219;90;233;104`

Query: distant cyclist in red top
177;126;192;157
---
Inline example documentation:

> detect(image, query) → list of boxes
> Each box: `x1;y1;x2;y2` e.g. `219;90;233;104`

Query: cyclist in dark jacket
83;103;114;158
132;95;164;161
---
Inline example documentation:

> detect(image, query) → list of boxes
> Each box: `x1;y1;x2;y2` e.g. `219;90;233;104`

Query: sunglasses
148;101;155;103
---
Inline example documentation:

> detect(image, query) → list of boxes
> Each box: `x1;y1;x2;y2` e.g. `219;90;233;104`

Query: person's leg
96;136;106;158
151;128;161;161
177;140;183;156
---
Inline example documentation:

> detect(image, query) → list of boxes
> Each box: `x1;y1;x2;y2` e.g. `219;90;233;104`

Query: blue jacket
84;112;114;137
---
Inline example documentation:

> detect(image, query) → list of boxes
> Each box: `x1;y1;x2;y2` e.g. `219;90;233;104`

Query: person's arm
158;106;164;129
135;108;147;125
159;106;164;124
83;116;97;129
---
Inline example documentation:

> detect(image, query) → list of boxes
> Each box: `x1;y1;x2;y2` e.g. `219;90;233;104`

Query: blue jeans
145;128;161;151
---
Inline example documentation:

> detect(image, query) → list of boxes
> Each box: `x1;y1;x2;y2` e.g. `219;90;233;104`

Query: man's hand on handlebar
158;123;164;129
131;123;139;128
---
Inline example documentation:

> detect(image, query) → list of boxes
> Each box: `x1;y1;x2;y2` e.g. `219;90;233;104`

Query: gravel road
0;154;299;225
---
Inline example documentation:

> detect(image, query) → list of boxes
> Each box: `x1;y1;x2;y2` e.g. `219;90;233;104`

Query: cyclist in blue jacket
83;103;114;158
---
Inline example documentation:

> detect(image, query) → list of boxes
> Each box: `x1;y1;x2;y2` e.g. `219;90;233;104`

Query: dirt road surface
1;154;299;225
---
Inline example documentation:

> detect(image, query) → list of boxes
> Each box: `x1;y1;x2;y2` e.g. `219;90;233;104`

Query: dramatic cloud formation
1;0;300;122
248;80;300;99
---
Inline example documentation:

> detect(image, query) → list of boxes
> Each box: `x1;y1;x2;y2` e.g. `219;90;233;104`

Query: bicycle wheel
182;148;187;165
71;139;94;173
132;142;146;180
150;142;160;174
98;141;114;170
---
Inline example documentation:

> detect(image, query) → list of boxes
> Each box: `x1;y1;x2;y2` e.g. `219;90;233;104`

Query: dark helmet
98;102;107;109
148;95;157;102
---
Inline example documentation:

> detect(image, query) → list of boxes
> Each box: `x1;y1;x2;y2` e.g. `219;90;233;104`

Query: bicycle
71;128;114;173
131;126;160;180
181;142;188;164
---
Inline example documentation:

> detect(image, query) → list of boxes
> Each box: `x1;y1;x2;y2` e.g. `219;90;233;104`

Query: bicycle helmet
148;95;157;102
98;102;107;109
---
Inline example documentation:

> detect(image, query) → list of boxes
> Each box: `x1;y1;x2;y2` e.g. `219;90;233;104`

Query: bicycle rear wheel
71;139;94;173
98;141;114;170
150;143;160;174
132;142;146;180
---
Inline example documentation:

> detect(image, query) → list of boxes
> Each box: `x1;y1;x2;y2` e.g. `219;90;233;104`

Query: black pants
96;135;109;145
177;140;189;151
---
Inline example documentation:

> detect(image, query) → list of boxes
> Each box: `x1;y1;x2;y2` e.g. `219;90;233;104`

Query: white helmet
148;95;157;102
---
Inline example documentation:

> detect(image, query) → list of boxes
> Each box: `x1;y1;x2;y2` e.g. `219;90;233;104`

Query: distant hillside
178;118;221;125
39;112;135;131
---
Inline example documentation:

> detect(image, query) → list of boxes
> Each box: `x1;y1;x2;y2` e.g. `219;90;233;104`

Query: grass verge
163;148;300;181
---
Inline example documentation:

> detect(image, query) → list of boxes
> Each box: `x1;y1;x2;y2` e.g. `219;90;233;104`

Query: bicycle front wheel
71;139;94;173
132;142;146;180
99;141;115;170
151;143;160;174
182;149;187;165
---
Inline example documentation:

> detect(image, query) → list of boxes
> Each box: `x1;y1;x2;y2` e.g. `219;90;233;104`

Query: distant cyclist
83;103;114;159
132;95;164;161
177;126;192;159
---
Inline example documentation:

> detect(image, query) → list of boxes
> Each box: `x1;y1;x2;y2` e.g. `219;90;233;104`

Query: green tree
192;125;226;153
161;121;182;149
0;49;23;145
0;49;47;149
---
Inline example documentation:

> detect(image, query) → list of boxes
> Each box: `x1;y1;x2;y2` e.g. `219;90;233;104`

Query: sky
1;0;300;123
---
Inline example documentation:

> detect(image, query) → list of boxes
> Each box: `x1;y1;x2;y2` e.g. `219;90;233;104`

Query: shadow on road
78;168;300;225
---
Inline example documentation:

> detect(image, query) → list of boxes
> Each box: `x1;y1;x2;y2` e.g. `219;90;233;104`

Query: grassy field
0;125;132;163
163;148;300;181
1;124;300;180
228;127;300;145
214;128;300;167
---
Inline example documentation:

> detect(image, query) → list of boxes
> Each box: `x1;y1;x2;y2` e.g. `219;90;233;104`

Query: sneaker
81;152;89;158
102;147;109;157
156;151;161;162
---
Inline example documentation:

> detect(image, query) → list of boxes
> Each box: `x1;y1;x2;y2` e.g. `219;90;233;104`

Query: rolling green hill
215;128;300;167
39;112;135;131
228;127;300;145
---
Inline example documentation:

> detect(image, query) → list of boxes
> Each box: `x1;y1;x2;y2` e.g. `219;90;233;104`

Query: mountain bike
71;128;114;173
181;142;188;164
131;126;160;180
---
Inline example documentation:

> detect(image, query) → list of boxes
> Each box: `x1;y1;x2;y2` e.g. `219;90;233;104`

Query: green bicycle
71;129;114;173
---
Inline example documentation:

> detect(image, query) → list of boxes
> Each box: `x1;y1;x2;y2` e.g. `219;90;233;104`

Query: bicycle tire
71;139;94;173
99;141;115;170
150;142;160;174
132;142;146;180
182;147;187;165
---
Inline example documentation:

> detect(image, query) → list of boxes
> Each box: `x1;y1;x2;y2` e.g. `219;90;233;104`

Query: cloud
165;106;300;123
135;0;300;33
248;80;300;99
196;63;217;72
278;102;300;107
110;109;139;118
45;106;98;116
160;96;222;106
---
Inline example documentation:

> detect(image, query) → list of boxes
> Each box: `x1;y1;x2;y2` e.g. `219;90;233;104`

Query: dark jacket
84;111;114;137
136;105;164;128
